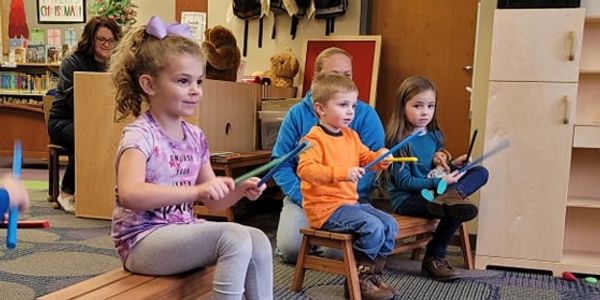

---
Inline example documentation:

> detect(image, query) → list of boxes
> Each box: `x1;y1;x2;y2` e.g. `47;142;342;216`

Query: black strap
243;19;249;57
330;17;335;33
271;15;277;39
258;17;263;48
291;16;299;39
325;18;335;35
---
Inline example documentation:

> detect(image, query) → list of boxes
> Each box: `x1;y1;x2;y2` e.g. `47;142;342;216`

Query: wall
135;0;175;24
207;0;361;81
581;0;600;15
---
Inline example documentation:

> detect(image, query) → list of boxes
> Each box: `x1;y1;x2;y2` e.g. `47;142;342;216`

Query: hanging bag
314;0;348;35
281;0;311;39
270;0;286;39
233;0;266;56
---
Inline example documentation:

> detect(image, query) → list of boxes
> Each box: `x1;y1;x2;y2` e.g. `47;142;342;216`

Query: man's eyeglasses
95;36;115;46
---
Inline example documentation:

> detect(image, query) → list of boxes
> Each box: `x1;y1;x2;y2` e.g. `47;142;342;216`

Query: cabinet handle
563;96;570;124
568;31;575;61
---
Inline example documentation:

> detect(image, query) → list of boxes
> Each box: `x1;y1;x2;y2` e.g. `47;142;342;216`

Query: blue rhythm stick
257;141;311;187
7;141;22;249
459;139;511;173
364;130;424;170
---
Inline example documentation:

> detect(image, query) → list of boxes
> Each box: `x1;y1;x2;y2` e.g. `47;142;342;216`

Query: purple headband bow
145;16;192;39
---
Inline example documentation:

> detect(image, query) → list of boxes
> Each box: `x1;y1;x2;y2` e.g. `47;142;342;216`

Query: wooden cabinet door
476;81;576;262
490;8;585;82
74;72;130;219
196;79;259;152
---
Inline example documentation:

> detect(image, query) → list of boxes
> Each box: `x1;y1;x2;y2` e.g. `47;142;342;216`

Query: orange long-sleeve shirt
298;125;386;228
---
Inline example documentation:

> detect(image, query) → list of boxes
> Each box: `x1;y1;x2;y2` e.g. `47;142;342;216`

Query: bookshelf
0;63;58;159
0;62;59;106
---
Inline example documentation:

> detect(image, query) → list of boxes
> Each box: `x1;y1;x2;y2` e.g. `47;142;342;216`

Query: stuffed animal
262;48;299;87
202;26;241;82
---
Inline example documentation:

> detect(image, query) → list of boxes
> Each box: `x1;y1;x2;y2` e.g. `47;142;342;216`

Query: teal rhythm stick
7;141;21;249
234;157;284;185
257;141;310;187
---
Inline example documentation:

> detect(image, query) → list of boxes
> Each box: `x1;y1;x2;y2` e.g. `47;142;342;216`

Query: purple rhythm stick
459;139;511;173
365;130;424;170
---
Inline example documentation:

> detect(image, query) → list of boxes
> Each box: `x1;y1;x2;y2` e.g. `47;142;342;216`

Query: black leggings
48;118;74;195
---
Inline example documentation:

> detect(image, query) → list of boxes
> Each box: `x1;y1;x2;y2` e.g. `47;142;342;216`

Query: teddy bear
202;25;241;82
262;48;299;88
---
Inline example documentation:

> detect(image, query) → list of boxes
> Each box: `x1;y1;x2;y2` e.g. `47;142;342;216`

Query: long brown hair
75;16;121;57
384;76;441;150
109;26;204;120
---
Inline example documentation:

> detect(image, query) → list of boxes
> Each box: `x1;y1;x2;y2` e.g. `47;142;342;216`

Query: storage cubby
567;148;600;208
563;207;600;273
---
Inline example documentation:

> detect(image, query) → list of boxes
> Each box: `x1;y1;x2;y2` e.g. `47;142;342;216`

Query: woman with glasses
48;16;121;213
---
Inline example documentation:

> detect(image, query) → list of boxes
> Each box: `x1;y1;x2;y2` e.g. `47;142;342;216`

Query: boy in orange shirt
297;73;397;300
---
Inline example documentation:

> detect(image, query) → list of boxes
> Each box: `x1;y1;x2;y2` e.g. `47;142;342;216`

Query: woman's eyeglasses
95;36;115;46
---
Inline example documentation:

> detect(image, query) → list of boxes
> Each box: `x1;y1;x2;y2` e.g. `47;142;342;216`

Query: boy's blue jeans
395;166;489;258
322;203;398;260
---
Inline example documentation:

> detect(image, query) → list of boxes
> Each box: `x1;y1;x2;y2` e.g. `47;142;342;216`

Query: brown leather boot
422;256;461;281
372;257;396;296
426;189;478;222
357;259;395;300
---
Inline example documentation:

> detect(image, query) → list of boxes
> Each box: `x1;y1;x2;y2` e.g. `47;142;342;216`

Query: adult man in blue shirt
272;47;385;263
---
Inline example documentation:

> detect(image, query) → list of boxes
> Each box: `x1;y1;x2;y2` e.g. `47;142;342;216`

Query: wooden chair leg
411;233;425;260
291;235;311;292
341;239;360;300
51;150;60;203
459;223;474;270
47;149;54;202
225;208;235;222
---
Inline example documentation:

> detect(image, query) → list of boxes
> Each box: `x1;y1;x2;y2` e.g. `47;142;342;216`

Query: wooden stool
291;228;361;300
292;215;474;299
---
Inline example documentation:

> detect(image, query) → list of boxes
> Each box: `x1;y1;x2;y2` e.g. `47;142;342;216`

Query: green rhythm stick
234;141;310;185
234;157;284;185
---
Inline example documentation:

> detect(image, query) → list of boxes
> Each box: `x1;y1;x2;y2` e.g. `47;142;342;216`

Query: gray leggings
124;222;273;300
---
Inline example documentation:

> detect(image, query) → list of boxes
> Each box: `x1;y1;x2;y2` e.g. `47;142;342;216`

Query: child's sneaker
57;194;76;214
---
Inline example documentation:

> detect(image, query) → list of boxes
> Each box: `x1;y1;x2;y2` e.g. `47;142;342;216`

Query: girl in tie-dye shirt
108;17;273;300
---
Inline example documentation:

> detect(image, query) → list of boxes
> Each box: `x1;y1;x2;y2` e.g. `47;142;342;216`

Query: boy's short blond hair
311;72;358;105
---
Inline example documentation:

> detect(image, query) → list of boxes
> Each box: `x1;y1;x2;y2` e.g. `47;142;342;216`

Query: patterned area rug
1;190;599;299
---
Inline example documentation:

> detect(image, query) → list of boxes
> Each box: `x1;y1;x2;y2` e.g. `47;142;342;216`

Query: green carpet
23;181;48;191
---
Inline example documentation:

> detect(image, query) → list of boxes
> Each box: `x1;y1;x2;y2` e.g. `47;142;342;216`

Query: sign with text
37;0;86;23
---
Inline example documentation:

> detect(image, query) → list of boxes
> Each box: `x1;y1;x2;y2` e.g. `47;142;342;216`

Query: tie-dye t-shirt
111;112;210;261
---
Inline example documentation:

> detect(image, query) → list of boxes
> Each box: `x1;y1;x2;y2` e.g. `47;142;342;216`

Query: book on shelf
26;44;48;64
0;70;57;93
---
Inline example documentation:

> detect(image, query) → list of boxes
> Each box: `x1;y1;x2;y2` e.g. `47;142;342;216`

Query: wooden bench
39;266;215;300
292;214;473;300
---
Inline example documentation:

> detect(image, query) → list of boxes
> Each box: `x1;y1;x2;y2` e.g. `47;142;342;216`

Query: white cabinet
475;8;600;276
489;8;584;82
477;81;576;262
